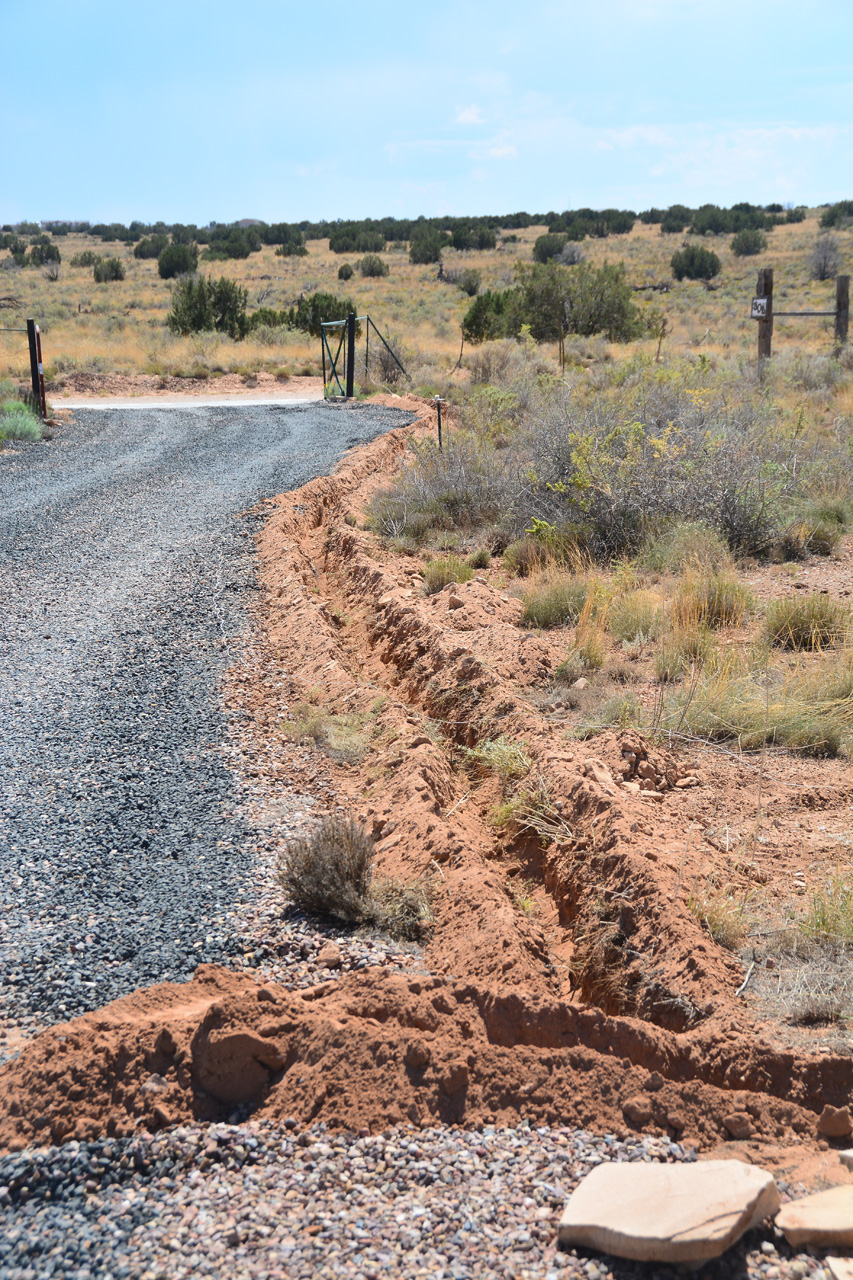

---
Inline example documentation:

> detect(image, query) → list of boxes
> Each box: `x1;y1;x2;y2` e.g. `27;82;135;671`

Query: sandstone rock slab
776;1186;853;1248
827;1258;853;1280
558;1160;780;1263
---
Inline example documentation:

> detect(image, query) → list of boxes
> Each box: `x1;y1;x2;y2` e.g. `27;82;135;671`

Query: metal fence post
26;318;41;414
756;268;773;363
345;312;355;399
836;275;850;348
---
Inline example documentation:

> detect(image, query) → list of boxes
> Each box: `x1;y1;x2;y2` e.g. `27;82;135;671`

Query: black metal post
26;318;40;412
756;268;773;364
345;312;355;399
837;275;850;348
34;324;47;420
435;396;443;450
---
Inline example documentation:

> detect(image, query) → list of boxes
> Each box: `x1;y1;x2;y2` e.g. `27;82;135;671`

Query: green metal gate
321;312;408;399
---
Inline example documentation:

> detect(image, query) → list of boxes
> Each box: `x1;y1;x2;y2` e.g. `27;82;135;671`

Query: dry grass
422;556;474;595
520;573;591;628
763;593;851;651
686;879;752;951
463;735;532;780
671;569;752;630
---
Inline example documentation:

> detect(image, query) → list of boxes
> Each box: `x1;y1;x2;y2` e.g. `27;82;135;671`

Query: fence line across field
751;268;849;362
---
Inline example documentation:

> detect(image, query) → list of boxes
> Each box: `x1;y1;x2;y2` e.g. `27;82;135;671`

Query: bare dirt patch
47;371;324;403
2;396;852;1189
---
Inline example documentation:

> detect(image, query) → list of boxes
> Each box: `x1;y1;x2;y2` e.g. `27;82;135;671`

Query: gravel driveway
0;400;413;1032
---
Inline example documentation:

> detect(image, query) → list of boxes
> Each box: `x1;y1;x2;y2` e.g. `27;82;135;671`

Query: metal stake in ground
433;396;445;450
346;312;356;399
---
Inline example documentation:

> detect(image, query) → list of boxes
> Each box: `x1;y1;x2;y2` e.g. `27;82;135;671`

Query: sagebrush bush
764;594;850;651
93;256;125;283
357;253;389;278
337;262;353;280
0;394;41;442
276;816;434;938
277;817;374;923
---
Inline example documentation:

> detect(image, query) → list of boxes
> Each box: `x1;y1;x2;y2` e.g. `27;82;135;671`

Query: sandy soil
2;396;852;1192
48;371;324;405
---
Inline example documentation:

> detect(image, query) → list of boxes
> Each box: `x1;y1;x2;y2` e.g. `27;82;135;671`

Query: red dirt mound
2;963;851;1161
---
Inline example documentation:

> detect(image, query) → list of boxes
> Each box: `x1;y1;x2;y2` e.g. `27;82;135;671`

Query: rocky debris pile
0;1120;835;1280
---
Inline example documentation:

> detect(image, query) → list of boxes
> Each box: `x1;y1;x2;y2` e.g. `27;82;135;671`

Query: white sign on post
751;297;769;320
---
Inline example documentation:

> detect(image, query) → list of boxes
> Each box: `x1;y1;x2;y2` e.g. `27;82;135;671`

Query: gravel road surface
0;401;412;1031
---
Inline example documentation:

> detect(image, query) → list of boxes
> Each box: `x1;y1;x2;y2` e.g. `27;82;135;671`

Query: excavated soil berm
2;397;852;1160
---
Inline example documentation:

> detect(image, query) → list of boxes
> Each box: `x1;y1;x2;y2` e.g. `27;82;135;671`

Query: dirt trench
2;396;852;1184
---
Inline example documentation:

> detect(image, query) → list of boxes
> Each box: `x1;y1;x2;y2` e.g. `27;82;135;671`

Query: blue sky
3;0;851;224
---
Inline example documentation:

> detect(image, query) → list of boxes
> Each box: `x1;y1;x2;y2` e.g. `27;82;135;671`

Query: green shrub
462;290;517;343
764;594;850;650
731;228;767;257
0;397;42;442
533;233;568;264
671;245;721;281
409;228;448;264
456;268;481;297
158;242;198;279
422;556;474;594
284;291;357;337
337;262;353;281
93;256;125;283
70;249;99;268
27;237;60;266
134;235;169;259
357;253;389;278
468;547;491;569
167;275;248;339
521;575;590;628
515;261;641;343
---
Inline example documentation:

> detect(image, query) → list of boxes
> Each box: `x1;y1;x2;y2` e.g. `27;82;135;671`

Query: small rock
776;1185;853;1247
818;1105;853;1138
572;678;589;690
446;595;464;610
583;758;616;795
317;942;343;970
675;776;701;789
827;1258;853;1280
723;1112;755;1140
558;1159;780;1263
622;1096;652;1128
839;1148;853;1170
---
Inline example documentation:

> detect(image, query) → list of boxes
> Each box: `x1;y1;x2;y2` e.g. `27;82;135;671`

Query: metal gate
321;312;408;399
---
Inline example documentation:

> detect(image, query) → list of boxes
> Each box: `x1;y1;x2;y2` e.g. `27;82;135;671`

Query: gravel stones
558;1160;781;1263
0;1121;829;1280
0;401;413;1038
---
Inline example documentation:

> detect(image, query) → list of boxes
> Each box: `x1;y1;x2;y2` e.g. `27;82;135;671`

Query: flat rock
839;1149;853;1171
558;1160;780;1263
776;1185;853;1248
827;1259;853;1280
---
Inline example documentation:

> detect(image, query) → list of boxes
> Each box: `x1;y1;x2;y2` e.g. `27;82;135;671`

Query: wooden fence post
756;268;773;362
836;275;849;348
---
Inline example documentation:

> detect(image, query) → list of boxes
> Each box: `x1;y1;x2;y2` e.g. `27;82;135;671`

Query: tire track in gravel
0;401;413;1035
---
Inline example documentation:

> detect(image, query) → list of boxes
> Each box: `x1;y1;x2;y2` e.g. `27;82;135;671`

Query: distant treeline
3;201;849;266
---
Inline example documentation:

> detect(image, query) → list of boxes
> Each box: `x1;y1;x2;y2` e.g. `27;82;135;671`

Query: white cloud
456;104;485;125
